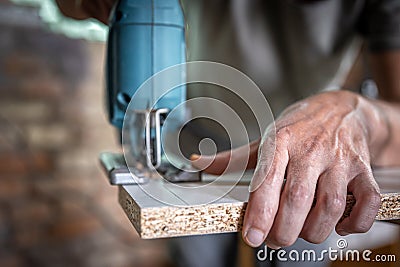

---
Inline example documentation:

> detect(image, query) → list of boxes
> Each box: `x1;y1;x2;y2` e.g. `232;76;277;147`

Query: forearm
55;0;115;24
55;0;89;20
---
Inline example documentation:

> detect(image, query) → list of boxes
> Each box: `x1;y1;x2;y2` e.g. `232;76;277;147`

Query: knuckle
247;199;275;224
276;127;291;142
287;183;311;206
320;192;345;217
256;205;275;220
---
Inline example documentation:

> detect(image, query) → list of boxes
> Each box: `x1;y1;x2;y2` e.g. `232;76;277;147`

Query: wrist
356;94;390;161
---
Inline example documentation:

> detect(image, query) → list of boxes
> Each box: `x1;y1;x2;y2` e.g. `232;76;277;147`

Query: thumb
190;151;230;175
190;139;260;175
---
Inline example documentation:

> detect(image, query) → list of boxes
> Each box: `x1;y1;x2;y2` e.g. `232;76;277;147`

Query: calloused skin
56;1;400;248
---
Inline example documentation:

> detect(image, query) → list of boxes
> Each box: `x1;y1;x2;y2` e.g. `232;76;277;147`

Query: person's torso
180;0;364;147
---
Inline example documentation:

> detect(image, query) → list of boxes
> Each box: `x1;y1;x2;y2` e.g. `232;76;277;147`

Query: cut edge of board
119;187;400;239
119;187;142;236
377;193;400;220
119;186;246;239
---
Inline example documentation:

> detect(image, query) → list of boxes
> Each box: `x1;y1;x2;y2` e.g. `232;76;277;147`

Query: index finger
242;141;289;247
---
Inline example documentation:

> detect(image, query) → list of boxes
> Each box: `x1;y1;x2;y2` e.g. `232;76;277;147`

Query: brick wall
0;2;171;267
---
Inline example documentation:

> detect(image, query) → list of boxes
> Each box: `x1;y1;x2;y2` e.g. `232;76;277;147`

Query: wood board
118;168;400;239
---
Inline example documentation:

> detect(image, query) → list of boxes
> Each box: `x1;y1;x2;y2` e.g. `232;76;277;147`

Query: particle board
118;168;400;239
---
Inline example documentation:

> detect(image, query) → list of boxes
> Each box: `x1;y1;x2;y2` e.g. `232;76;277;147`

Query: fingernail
338;231;349;236
266;243;281;250
245;228;265;247
336;228;349;236
190;154;200;161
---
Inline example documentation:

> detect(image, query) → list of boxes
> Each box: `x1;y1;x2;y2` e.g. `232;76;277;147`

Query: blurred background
0;0;172;266
0;0;399;267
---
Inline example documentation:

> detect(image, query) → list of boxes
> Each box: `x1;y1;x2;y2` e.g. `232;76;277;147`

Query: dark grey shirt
357;0;400;51
180;0;400;145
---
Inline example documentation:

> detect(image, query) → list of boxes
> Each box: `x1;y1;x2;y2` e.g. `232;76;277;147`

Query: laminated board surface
119;168;400;239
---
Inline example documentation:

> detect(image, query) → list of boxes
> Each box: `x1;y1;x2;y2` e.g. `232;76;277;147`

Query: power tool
100;0;200;184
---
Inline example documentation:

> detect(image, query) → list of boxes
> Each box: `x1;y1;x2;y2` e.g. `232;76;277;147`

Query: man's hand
192;90;387;248
245;90;386;248
55;0;115;24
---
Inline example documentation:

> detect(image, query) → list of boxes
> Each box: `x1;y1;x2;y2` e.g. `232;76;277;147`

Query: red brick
11;201;52;224
31;152;55;172
48;218;101;241
0;155;27;175
48;202;102;241
0;152;54;175
17;76;65;100
14;227;43;249
4;52;44;78
0;10;171;266
0;176;27;199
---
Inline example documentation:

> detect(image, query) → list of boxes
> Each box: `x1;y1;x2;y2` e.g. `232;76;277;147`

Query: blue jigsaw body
106;0;186;129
